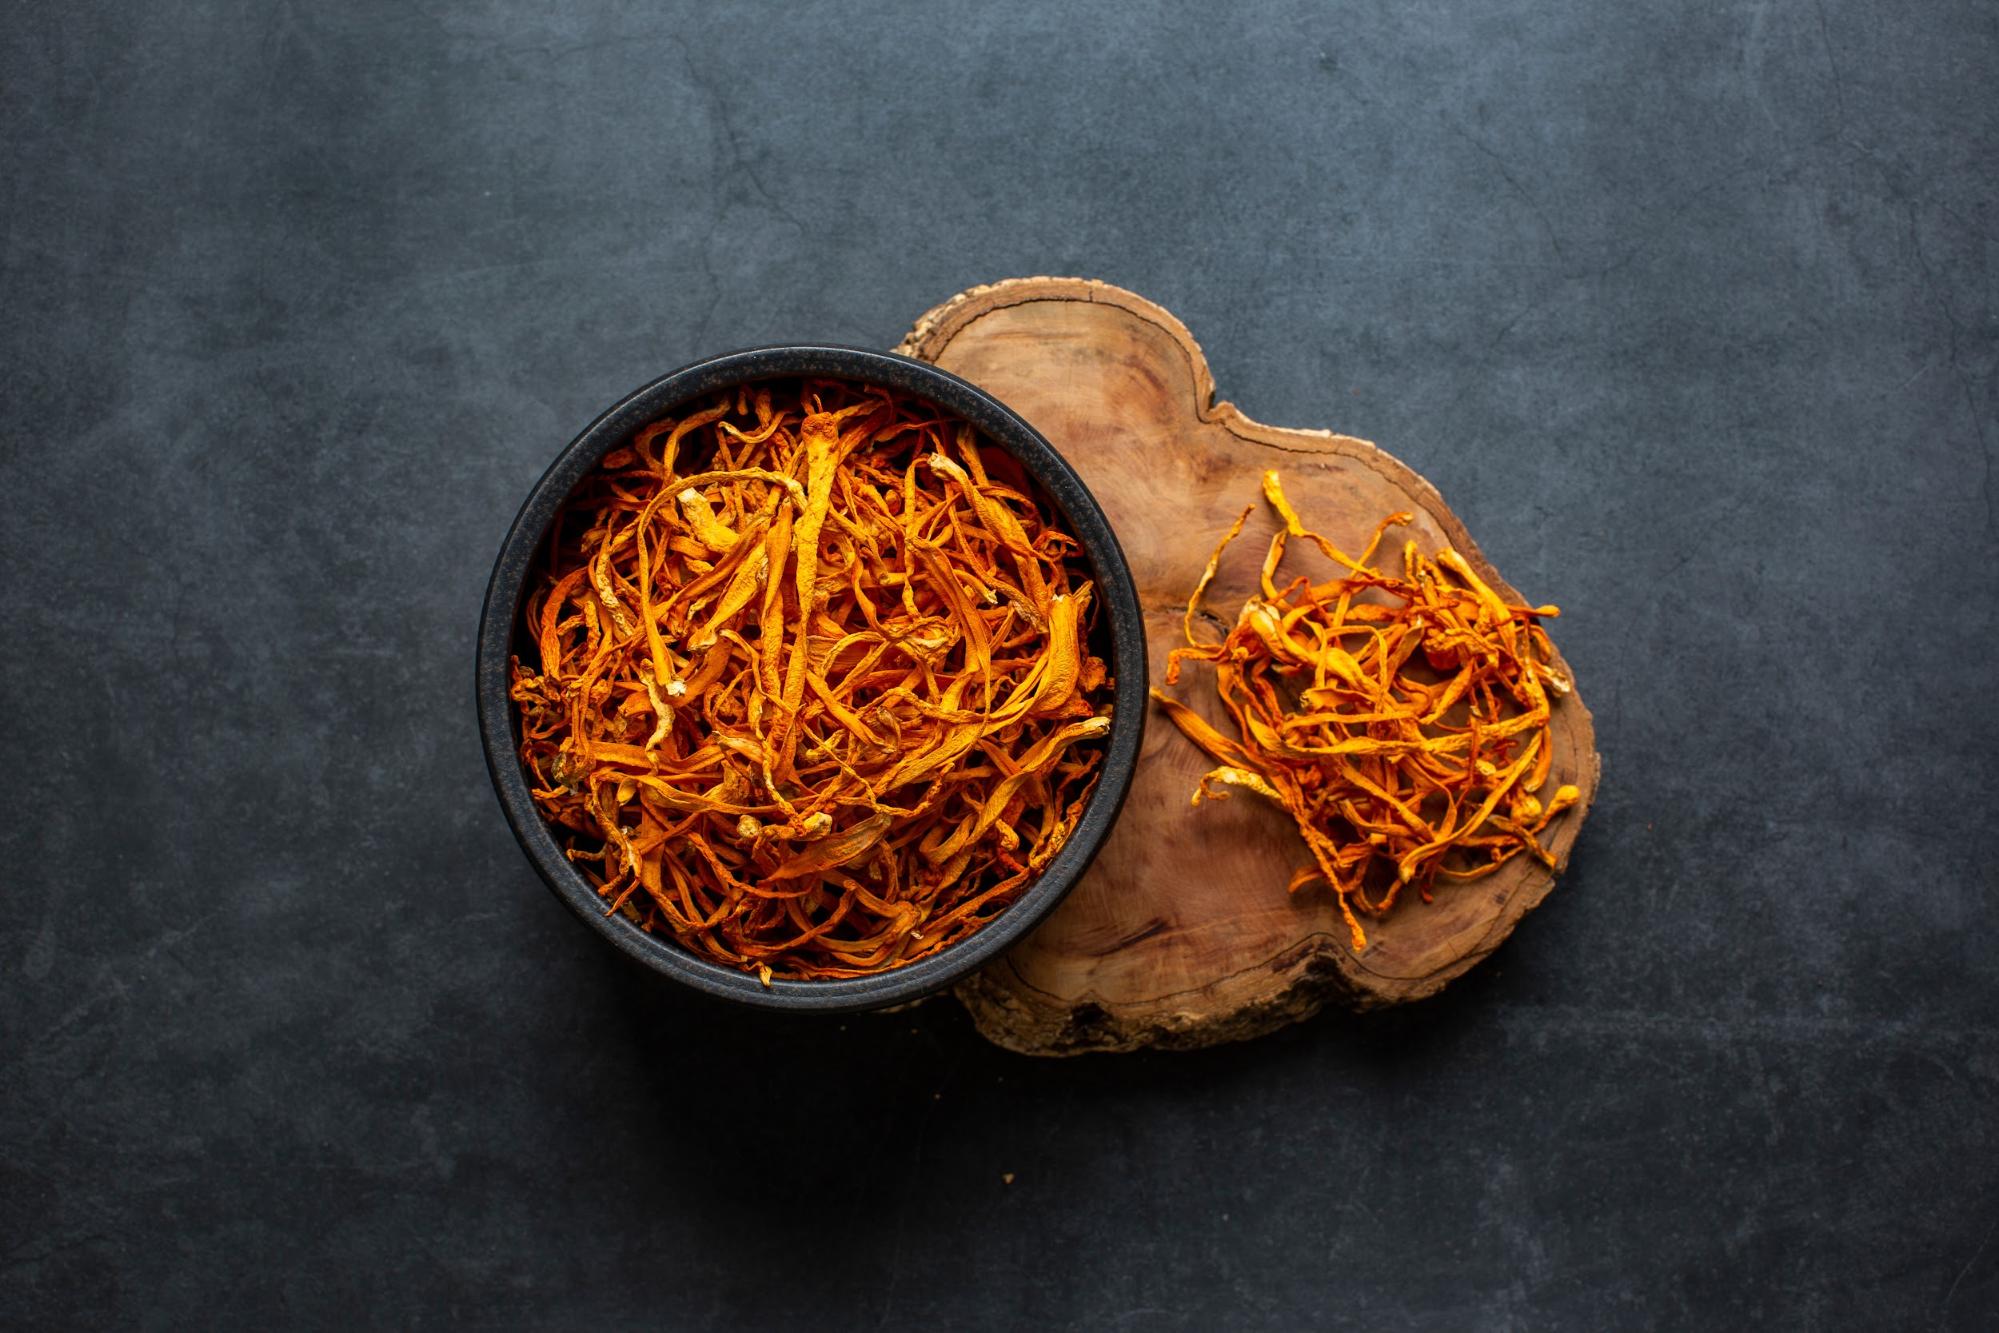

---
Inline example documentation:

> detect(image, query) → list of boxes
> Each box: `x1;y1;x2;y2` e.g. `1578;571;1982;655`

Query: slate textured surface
3;3;1995;1328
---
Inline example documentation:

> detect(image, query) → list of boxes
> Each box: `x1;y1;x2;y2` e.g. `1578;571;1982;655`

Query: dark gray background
4;2;1994;1328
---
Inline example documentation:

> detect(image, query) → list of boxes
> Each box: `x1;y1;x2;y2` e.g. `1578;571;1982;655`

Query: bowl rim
475;344;1147;1012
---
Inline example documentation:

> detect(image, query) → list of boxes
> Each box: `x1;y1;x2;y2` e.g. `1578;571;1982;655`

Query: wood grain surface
897;278;1600;1055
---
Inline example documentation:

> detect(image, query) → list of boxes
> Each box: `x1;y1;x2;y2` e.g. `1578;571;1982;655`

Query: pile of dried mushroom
510;380;1112;982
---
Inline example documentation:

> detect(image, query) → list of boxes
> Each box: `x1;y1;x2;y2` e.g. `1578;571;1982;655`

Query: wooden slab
896;279;1600;1055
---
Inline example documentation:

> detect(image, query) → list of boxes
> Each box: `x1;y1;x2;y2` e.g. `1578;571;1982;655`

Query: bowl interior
476;346;1146;1012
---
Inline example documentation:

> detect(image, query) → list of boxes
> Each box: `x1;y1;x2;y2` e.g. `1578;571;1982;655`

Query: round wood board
895;278;1600;1055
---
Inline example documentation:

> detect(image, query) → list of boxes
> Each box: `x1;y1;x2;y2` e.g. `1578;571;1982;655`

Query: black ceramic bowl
476;346;1146;1012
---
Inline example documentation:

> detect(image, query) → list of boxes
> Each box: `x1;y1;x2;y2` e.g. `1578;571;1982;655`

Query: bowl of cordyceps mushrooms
477;345;1145;1012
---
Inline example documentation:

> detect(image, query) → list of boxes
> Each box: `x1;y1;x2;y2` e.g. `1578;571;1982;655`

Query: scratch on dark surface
1445;116;1566;261
495;30;679;66
1907;205;1996;540
1939;1209;1997;1327
1602;546;1696;743
1502;1003;1998;1053
2;1232;112;1274
2;974;131;1075
873;1037;969;1331
704;68;806;238
1812;0;1849;125
689;223;727;353
1486;286;1561;353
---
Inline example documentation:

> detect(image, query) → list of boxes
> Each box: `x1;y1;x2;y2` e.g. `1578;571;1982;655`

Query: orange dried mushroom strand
1150;471;1579;952
509;379;1113;983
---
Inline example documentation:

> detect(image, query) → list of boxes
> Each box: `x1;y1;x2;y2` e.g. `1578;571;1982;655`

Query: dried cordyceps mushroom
510;380;1112;983
1152;471;1579;951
